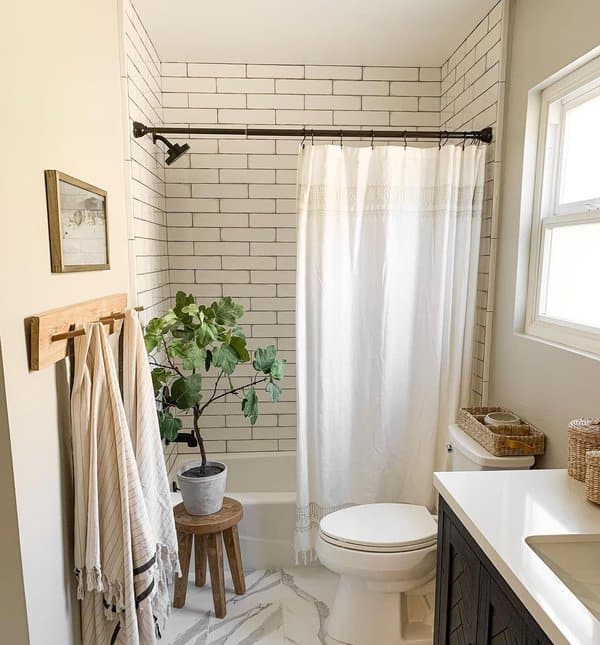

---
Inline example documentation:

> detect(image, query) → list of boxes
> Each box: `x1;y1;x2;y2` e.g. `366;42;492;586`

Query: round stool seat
174;497;243;534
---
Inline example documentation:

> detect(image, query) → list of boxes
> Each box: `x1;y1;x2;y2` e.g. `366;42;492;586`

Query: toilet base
327;575;433;645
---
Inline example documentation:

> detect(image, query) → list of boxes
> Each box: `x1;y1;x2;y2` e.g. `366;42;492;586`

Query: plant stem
192;405;207;467
161;336;184;378
192;374;268;463
198;375;267;415
149;359;177;372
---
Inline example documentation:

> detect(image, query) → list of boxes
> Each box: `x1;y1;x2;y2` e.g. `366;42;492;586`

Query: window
526;57;600;355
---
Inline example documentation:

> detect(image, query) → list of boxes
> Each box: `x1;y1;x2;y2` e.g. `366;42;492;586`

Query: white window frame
525;55;600;356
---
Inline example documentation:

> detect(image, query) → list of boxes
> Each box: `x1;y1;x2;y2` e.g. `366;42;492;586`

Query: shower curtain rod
132;121;493;144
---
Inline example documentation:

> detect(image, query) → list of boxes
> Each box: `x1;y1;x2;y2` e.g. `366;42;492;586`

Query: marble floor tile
161;567;339;645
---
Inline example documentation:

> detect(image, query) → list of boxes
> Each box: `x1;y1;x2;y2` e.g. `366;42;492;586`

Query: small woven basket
585;451;600;505
568;418;600;482
456;407;545;457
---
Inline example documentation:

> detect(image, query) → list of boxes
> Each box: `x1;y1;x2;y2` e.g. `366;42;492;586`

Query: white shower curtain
295;143;486;561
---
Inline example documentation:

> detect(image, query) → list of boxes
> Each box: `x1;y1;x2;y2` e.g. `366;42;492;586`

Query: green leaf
270;358;285;381
182;344;205;371
173;291;195;320
171;327;195;341
252;345;277;373
211;296;245;326
265;380;282;403
166;338;189;360
167;339;205;371
170;374;202;410
151;367;170;396
213;343;239;375
144;317;165;353
231;325;246;339
242;386;259;425
196;321;218;347
162;309;178;326
181;303;200;316
229;336;250;362
157;410;182;441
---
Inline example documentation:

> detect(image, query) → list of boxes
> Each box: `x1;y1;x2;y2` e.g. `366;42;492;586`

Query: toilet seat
319;503;437;553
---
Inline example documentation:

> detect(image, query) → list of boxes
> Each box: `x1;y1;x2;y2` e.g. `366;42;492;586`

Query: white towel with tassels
71;322;158;645
122;309;180;631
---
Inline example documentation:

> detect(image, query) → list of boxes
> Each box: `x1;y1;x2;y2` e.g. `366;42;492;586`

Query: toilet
316;424;535;645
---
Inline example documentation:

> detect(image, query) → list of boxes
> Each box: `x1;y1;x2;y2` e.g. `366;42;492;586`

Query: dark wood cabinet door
477;570;525;644
434;509;481;645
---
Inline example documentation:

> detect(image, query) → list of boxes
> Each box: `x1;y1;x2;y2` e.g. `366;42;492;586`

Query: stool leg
173;531;192;608
206;532;226;618
194;534;207;587
223;525;246;595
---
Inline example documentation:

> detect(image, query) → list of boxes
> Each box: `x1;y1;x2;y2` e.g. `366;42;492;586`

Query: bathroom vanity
433;469;600;645
434;497;550;644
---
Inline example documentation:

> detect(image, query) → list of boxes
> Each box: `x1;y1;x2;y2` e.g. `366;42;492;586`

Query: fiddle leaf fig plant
144;291;285;472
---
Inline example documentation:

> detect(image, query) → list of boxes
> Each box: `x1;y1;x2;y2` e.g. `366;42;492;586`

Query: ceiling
133;0;498;67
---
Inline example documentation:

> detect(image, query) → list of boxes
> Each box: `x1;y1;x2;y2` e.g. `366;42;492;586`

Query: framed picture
44;170;109;272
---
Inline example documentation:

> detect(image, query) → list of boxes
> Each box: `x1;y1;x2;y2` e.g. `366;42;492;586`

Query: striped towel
122;309;180;630
71;322;158;645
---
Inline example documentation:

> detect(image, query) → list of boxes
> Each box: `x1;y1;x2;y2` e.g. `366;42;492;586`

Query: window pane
540;221;600;327
559;93;600;205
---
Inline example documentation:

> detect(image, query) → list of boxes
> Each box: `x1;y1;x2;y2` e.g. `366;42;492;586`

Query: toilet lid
319;503;437;552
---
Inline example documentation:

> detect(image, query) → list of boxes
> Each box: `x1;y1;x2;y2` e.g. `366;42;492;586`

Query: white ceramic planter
177;460;227;516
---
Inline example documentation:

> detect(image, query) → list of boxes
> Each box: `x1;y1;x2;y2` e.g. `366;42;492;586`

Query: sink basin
526;534;600;620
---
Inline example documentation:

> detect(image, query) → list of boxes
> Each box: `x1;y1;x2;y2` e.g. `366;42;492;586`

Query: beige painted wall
0;1;132;643
490;0;600;468
0;344;29;644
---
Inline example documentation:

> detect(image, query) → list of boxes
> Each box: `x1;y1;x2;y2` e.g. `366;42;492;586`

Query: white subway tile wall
123;0;169;321
125;0;506;456
440;0;506;405
159;62;442;455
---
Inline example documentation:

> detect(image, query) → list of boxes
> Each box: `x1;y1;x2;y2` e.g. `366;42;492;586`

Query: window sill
516;327;600;363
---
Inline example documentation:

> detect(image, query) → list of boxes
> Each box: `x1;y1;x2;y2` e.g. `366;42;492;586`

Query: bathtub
170;451;296;569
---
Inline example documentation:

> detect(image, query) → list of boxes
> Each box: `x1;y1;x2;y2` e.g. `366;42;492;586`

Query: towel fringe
74;566;126;616
150;543;181;631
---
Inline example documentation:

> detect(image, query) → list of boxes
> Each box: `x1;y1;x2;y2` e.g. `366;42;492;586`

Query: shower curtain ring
462;133;467;150
403;131;408;149
339;130;343;148
370;130;375;149
311;129;314;145
301;127;306;149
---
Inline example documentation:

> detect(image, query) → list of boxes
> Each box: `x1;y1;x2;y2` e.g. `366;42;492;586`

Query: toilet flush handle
446;443;453;452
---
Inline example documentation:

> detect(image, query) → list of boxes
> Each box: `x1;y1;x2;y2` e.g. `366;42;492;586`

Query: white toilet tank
446;423;535;471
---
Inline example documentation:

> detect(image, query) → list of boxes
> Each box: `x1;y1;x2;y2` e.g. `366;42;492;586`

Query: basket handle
501;438;537;455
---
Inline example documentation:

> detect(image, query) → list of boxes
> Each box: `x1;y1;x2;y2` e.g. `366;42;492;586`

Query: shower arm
132;121;493;144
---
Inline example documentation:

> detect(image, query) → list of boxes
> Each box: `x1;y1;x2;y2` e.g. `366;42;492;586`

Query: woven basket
456;407;545;457
585;451;600;504
568;418;600;481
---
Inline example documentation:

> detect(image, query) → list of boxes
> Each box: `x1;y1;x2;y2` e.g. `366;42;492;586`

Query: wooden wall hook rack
27;293;143;371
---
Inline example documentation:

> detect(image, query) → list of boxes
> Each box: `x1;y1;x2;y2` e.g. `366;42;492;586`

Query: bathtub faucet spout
168;432;198;448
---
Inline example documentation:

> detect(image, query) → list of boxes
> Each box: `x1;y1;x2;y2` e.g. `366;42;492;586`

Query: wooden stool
173;497;245;618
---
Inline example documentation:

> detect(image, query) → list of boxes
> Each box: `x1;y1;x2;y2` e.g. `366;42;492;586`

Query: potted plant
144;291;285;515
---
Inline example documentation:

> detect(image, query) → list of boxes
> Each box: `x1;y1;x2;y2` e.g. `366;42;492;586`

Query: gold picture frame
45;170;110;273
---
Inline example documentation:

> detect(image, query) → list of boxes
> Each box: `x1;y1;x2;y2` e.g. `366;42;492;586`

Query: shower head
152;133;190;166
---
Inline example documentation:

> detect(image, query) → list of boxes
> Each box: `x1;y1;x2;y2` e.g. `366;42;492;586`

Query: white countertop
434;469;600;645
